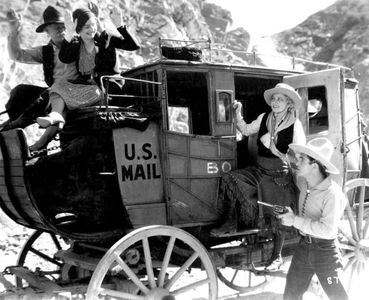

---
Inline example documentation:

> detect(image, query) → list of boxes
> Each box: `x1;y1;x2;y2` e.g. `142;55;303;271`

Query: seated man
1;6;78;132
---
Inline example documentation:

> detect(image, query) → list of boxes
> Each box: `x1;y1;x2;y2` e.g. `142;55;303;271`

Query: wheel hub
144;287;174;300
355;239;369;262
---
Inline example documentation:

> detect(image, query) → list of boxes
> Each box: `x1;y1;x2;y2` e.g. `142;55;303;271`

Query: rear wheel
339;178;369;298
16;230;68;287
216;266;269;293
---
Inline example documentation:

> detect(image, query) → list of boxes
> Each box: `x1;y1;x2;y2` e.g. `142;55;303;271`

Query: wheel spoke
357;186;365;239
231;269;238;284
113;252;149;294
172;278;210;296
338;228;357;246
343;256;355;272
28;247;62;267
165;252;199;290
339;242;356;251
348;260;357;292
49;233;62;251
345;206;360;242
362;216;369;239
158;236;176;287
142;237;156;289
99;287;145;299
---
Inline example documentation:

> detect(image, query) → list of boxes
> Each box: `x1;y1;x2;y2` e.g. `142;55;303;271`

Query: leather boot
265;229;285;271
210;196;237;236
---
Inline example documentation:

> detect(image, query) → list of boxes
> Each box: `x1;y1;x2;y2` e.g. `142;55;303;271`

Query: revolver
257;201;289;215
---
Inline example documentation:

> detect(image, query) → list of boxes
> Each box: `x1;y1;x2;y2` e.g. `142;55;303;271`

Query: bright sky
207;0;337;37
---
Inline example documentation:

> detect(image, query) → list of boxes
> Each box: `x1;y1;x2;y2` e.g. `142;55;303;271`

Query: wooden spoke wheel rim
16;230;67;287
86;225;218;300
339;178;369;296
216;265;269;293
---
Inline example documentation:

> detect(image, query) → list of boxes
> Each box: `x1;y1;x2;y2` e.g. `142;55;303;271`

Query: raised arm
7;9;43;64
234;100;263;137
107;6;140;51
59;10;80;64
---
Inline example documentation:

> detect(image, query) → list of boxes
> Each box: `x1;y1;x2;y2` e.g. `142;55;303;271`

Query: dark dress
220;113;299;229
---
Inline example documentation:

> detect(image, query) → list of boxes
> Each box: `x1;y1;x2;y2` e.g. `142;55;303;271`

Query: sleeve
59;38;80;64
293;118;306;145
293;188;346;238
108;26;140;51
7;35;43;64
236;113;264;137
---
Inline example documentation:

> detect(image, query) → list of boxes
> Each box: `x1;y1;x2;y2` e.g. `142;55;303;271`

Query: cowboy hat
264;83;302;108
36;6;64;33
289;137;339;174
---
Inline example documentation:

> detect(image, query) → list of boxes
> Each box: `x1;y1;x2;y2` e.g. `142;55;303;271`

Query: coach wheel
86;225;218;300
216;265;269;293
16;230;69;287
339;178;369;297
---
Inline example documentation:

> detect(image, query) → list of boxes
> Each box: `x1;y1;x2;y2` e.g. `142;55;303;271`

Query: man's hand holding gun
258;201;296;226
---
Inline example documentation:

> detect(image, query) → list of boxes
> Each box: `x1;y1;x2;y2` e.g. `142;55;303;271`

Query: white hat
264;83;302;108
289;137;339;174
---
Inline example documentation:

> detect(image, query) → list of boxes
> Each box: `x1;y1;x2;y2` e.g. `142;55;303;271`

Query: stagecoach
0;39;368;299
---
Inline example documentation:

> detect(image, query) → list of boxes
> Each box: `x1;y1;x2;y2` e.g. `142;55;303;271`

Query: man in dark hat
2;5;78;132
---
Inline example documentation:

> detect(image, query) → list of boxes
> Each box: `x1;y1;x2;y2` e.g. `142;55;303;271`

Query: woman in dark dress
211;83;306;271
30;5;140;151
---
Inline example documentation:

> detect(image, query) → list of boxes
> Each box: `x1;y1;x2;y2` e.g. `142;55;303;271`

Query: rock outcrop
273;0;369;122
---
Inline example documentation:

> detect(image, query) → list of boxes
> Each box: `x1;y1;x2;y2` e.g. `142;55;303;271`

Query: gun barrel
257;201;274;208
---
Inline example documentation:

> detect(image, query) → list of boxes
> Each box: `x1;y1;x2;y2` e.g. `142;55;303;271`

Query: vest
257;113;294;158
42;43;55;87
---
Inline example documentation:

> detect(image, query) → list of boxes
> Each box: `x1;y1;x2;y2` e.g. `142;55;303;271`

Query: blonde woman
211;83;306;271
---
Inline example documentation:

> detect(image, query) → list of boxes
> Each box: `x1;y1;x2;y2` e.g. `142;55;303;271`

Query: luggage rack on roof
158;38;352;74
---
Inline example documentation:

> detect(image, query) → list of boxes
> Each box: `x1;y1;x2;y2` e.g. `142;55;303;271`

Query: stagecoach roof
123;58;304;77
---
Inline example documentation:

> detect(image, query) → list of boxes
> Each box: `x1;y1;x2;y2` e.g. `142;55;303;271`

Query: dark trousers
284;238;348;300
3;84;49;130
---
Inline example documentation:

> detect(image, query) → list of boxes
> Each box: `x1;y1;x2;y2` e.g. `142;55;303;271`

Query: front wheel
86;225;218;300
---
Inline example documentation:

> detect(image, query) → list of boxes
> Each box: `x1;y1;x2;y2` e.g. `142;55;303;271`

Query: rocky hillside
273;0;369;123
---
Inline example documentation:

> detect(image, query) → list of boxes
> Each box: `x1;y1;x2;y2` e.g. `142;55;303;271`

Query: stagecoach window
167;71;209;135
216;90;232;123
308;86;328;135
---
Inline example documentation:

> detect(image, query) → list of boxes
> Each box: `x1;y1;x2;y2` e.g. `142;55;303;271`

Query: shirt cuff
293;215;305;230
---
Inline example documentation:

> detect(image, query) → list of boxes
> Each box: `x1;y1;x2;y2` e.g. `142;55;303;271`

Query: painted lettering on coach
121;143;161;181
113;123;163;205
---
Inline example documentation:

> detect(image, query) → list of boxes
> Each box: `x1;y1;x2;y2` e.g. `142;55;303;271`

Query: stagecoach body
0;44;367;299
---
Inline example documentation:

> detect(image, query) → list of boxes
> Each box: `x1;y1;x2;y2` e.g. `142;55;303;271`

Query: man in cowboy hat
2;5;78;132
278;137;348;299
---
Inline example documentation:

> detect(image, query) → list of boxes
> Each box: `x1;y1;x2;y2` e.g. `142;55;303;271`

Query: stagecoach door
283;68;361;185
164;70;237;226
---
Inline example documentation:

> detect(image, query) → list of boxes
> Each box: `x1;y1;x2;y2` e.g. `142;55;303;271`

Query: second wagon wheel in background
339;178;369;298
86;225;218;300
15;230;69;288
214;239;270;293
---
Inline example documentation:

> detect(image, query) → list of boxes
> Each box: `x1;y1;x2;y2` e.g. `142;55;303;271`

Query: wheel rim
86;225;218;300
16;230;68;287
216;266;269;293
339;178;369;298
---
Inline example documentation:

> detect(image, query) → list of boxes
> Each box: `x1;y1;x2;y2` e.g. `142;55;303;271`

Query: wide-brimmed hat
36;6;64;33
264;83;302;108
289;137;339;174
